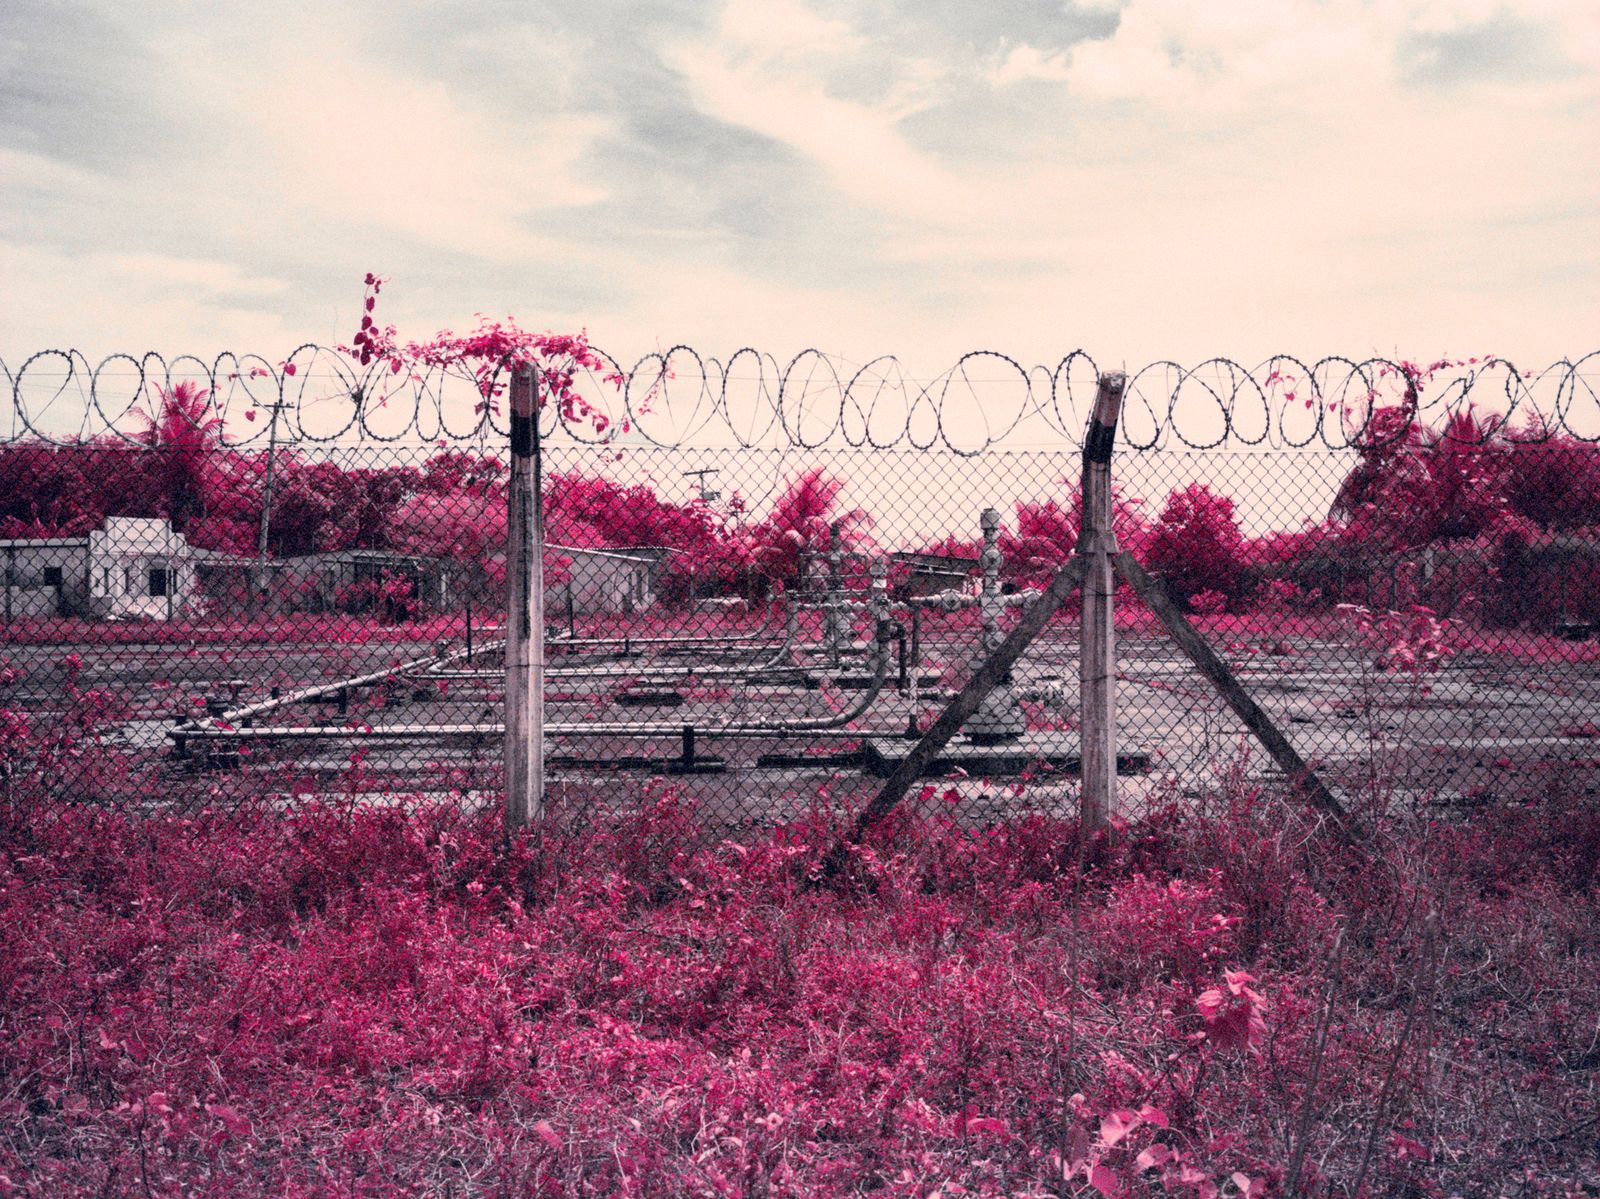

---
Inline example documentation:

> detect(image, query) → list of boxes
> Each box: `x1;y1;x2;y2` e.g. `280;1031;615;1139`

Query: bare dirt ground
7;617;1600;826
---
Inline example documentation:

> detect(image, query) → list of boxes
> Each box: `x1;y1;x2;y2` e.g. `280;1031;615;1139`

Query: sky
2;0;1597;380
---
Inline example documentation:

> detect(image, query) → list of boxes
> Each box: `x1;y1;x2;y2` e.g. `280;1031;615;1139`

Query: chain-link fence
3;348;1598;836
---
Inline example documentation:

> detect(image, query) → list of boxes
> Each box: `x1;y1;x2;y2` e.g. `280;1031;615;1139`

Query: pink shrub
737;469;868;599
1146;484;1246;610
1503;427;1600;532
997;485;1147;589
0;739;1594;1197
331;570;429;623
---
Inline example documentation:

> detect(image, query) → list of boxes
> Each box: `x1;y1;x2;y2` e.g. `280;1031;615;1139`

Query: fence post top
510;367;539;419
1092;371;1127;423
1085;373;1126;464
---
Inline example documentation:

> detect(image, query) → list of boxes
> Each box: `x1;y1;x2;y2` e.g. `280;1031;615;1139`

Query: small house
548;545;665;615
289;549;450;614
1;516;200;621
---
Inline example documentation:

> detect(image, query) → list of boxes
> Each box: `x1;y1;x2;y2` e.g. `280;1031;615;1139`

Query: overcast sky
3;0;1597;374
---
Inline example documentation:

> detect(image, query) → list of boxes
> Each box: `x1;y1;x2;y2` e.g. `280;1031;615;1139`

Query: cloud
989;43;1074;87
104;255;288;299
0;0;1594;374
1058;0;1599;109
1401;11;1585;86
0;145;103;200
663;1;981;227
720;0;863;57
196;42;611;257
0;241;297;356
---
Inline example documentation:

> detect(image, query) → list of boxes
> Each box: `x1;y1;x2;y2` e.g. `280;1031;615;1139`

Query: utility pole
683;467;721;503
254;394;291;607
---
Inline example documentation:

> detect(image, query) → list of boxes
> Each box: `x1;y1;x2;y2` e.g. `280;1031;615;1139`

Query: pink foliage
1001;485;1146;587
1146;484;1246;610
1335;603;1460;671
343;274;625;433
1194;969;1268;1056
739;469;868;595
1336;406;1512;548
1;681;1595;1197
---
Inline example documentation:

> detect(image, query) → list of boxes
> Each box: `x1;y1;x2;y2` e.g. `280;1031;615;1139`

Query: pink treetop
739;469;870;590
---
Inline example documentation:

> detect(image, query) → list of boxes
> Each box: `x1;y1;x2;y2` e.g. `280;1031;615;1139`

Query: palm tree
741;469;870;597
134;381;225;530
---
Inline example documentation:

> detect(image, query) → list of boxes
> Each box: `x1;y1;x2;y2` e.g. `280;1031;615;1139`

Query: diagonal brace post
817;555;1089;879
1112;551;1355;837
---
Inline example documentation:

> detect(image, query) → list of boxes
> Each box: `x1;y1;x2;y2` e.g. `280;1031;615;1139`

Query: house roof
187;548;263;564
549;544;663;565
287;549;439;564
0;537;88;548
890;550;977;572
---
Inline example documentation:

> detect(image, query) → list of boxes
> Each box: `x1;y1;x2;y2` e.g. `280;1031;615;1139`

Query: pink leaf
1100;1109;1139;1147
533;1119;562;1149
1134;1143;1173;1171
1224;969;1258;995
209;1104;252;1138
1087;1163;1122;1197
967;1116;1009;1139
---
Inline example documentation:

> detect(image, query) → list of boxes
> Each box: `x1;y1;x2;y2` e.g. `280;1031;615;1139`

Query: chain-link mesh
3;351;1598;839
1114;447;1600;811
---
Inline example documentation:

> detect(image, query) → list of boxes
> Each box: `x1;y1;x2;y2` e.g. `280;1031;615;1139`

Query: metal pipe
906;603;923;734
203;641;476;725
178;617;894;743
424;656;801;682
177;557;916;754
170;723;911;743
545;630;771;648
423;622;800;682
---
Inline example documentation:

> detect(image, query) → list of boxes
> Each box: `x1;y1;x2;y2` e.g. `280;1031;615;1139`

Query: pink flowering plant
343;274;628;435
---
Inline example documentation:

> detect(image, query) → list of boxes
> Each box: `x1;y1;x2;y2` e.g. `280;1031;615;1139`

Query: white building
554;545;665;615
1;516;200;621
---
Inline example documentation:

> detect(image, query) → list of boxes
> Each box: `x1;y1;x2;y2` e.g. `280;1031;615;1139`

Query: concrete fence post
505;364;545;830
1078;371;1127;830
